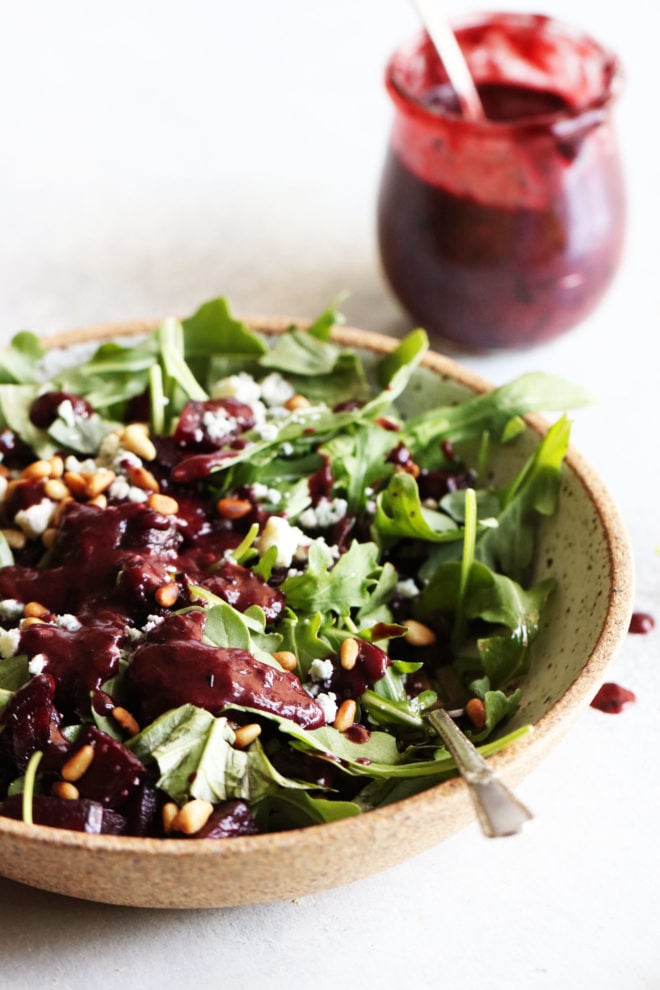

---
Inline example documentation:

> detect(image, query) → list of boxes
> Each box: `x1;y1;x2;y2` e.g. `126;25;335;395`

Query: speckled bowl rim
0;318;634;906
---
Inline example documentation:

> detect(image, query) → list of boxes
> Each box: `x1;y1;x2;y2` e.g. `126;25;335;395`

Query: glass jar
377;13;625;350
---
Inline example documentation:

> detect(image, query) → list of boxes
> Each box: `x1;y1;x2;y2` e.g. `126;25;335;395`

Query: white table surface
0;1;657;987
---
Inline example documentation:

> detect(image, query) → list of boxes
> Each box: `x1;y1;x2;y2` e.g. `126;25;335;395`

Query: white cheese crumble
142;614;164;634
259;372;294;407
316;691;338;724
0;627;21;659
202;407;235;441
0;599;24;621
308;658;334;682
254;516;306;569
252;422;279;442
251;483;282;505
56;399;78;427
14;499;57;538
395;578;420;599
56;613;82;631
298;497;348;530
28;653;48;675
211;372;262;405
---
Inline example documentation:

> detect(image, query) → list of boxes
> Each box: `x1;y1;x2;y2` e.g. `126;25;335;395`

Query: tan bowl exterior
0;319;634;908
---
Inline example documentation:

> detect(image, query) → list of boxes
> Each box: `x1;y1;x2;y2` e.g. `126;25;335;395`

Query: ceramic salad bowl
0;313;633;908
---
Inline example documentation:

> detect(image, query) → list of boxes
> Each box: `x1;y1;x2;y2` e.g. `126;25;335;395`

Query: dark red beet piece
66;726;146;811
126;613;325;728
174;399;255;451
193;799;259;839
1;674;69;772
330;639;391;700
28;391;93;429
0;794;125;834
196;558;285;622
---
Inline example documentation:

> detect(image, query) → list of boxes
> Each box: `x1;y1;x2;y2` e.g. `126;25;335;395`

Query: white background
0;1;658;987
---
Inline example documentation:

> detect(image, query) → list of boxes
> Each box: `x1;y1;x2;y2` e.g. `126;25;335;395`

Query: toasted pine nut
52;781;80;801
233;723;262;748
272;650;298;672
87;494;107;510
49;455;64;479
112;706;140;736
172;799;214;835
162;802;179;835
0;464;9;478
284;393;310;411
334;699;357;733
155;581;179;607
20;616;45;629
2;528;27;550
403;461;421;478
403;619;437;647
42;527;58;550
128;465;159;492
148;493;179;516
340;637;359;670
63;471;87;498
216;497;252;520
61;743;95;782
21;459;52;480
465;698;487;731
24;601;49;619
53;496;74;525
122;424;157;462
83;469;116;499
44;479;70;501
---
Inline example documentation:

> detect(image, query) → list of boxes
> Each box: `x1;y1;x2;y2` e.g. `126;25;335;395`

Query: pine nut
284;394;310;411
122;424;157;462
53;497;73;525
83;469;116;499
340;637;359;670
148;493;179;516
61;743;95;782
273;650;298;672
466;698;487;731
2;528;27;550
155;581;179;607
233;723;262;748
63;472;87;497
216;497;252;520
49;455;64;479
44;479;70;501
87;494;107;510
128;465;159;492
162;802;179;835
42;528;58;550
334;699;357;733
112;706;140;736
52;781;80;801
24;601;49;619
20;616;46;629
404;619;437;647
21;459;52;480
172;799;214;835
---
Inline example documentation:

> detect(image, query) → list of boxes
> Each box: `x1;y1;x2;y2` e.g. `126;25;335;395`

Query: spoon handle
411;0;485;120
427;708;533;837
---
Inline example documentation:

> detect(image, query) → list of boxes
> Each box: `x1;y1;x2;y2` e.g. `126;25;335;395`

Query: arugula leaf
183;298;268;359
254;790;361;830
0;332;46;384
259;328;341;377
377;328;428;388
281;539;383;617
373;472;460;543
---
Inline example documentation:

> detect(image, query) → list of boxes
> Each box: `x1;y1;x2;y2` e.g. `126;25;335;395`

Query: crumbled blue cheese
64;455;97;474
0;627;21;659
211;372;262;405
309;657;334;682
254;516;306;569
0;599;24;621
202;407;236;441
28;653;48;675
252;422;279;442
395;578;420;598
142;614;164;633
56;613;82;631
259;372;294;408
57;399;78;427
298;497;348;530
316;692;338;724
251;483;282;505
14;499;57;538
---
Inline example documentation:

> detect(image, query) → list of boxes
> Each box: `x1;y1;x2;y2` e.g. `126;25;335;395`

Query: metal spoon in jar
411;0;485;120
426;708;533;837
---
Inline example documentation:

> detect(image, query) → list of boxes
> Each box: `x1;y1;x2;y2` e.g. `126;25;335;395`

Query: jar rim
385;11;622;135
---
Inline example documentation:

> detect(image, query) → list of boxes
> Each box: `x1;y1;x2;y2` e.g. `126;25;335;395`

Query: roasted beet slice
193;799;259;839
1;674;69;773
65;726;146;811
29;390;93;428
126;632;325;729
330;639;391;700
0;794;126;834
174;398;255;451
196;559;285;622
20;622;123;718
